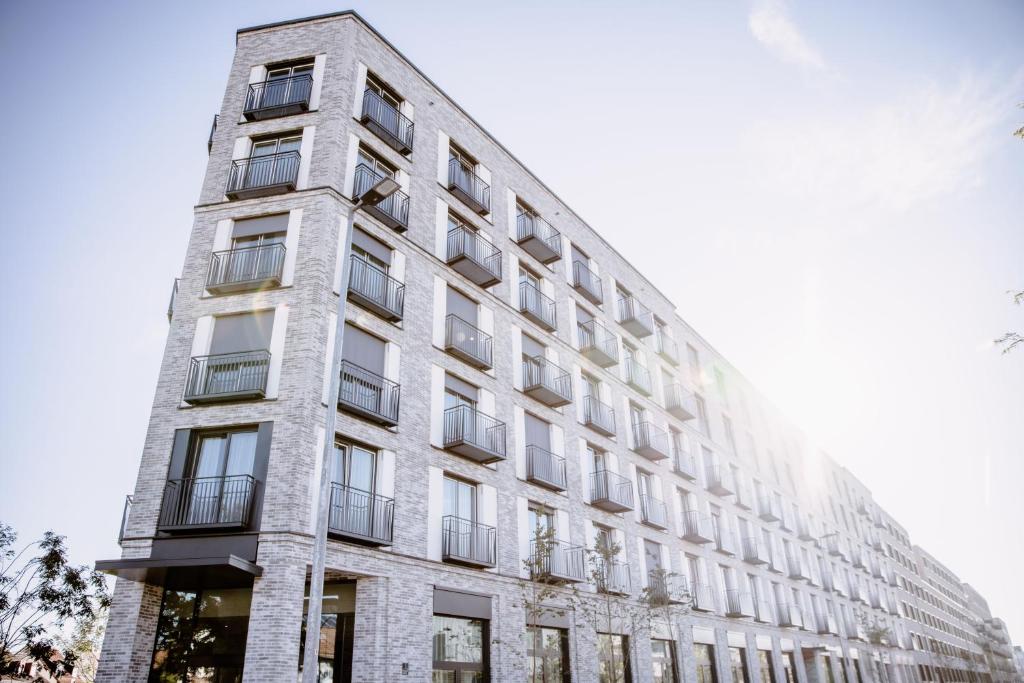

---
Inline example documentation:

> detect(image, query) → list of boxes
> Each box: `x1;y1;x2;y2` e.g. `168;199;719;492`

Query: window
526;626;569;683
687;344;701;386
730;647;750;683
432;615;487;680
598;633;631;683
528;504;554;541
447;285;478;326
251;132;301;159
723;416;737;454
357;146;396;181
150;586;251;681
365;73;400;109
210;310;275;356
229;213;287;251
694;394;710;436
298;582;355;681
781;652;797;683
651;639;678;683
758;651;776;683
185;429;257;524
715;367;728;406
267;59;314;82
695;643;718;683
443;475;477;522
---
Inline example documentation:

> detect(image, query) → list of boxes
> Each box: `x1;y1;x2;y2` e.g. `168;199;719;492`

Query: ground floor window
651;639;677;682
598;633;631;683
527;626;569;682
298;582;356;683
758;650;775;683
149;586;252;683
432;615;487;682
731;647;750;683
695;643;718;683
782;652;797;683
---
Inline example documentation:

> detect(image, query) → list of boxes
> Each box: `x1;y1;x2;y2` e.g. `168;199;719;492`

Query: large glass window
598;633;630;683
432;615;486;682
695;643;718;683
758;650;776;683
298;583;356;683
782;652;797;683
651;639;677;682
730;647;750;683
186;430;257;525
527;626;568;683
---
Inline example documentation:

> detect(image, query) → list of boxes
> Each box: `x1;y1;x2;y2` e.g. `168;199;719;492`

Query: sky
0;0;1021;638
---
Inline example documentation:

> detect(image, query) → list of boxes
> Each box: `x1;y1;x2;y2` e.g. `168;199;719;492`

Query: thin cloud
749;0;826;71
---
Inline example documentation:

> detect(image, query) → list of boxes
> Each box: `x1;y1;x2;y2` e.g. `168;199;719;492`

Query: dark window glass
598;633;631;683
432;615;487;681
527;627;569;683
758;650;776;683
651;639;677;683
695;643;718;683
298;583;355;683
731;647;750;683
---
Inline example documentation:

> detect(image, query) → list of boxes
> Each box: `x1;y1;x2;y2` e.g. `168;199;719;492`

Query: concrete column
95;577;163;682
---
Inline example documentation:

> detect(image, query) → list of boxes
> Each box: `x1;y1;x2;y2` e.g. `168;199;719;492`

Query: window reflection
432;616;486;681
527;626;568;682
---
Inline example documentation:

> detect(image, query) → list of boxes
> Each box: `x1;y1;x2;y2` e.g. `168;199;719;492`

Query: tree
57;605;107;682
995;290;1024;354
858;610;893;648
0;522;110;679
1015;103;1024;140
518;508;570;683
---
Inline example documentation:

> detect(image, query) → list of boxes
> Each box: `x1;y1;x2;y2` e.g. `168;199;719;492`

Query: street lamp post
300;176;400;683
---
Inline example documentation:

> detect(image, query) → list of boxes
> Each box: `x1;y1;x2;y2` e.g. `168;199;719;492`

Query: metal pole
301;202;359;682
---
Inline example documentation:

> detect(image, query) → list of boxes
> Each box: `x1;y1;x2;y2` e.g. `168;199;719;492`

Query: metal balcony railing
714;525;736;555
328;483;394;545
590;469;634;512
785;550;808;580
705;465;734;496
640;494;669;529
353;164;409;232
183;350;270;404
444;314;493;369
243;73;313;120
442;404;506;464
572;260;603;304
519;281;557;330
631;421;670;461
526;445;567;491
674;441;697;480
777;602;803;628
624;359;652;396
664;383;697;421
724;589;755;618
582;395;616;436
733;479;753;510
117;495;133;546
446;225;502;287
577;319;619;368
680;509;713;543
754;597;773;623
348;255;405;321
530;540;586;582
447;157;490;214
691;583;718;612
522;355;573;407
616;296;655;337
207;243;286;293
758;493;782;522
596;560;631;595
741;536;769;565
226;151;300;199
442;515;496;567
516;211;562;264
360;89;414;153
647;572;689;606
338;361;400;426
158;475;256;530
655;332;680;365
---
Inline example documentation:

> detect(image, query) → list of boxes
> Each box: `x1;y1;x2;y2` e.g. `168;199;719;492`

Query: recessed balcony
522;355;573;407
631;421;671;461
655;333;680;366
705;465;734;497
616;296;655;338
183;350;270;404
360;89;414;154
206;243;285;294
664;383;697;421
577;320;619;367
691;583;718;613
444;314;493;369
639;495;669;530
530;540;586;583
243;74;313;120
347;255;405;322
354;164;409;232
572;260;603;304
442;404;506;465
519;281;557;331
525;445;567;492
590;469;634;512
516;212;562;264
680;509;714;544
596;560;631;595
674;445;698;481
623;358;652;396
338;361;400;426
777;602;803;628
328;483;394;546
724;589;755;618
741;536;769;565
581;395;616;437
442;515;495;568
448;157;490;214
158;475;256;532
446;225;502;287
226;151;300;200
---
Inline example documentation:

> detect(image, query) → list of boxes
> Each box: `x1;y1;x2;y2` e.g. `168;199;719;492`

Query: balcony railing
741;536;769;565
815;609;838;635
523;355;573;407
777;602;803;628
758;494;782;522
691;583;718;612
516;212;562;264
183;350;270;404
596;560;631;595
733;479;753;510
447;157;490;214
754;597;773;623
664;383;697;421
158;475;256;531
713;525;736;556
519;281;557;330
442;515;495;567
353;164;409;232
526;445;567;491
226;151;300;199
705;465;734;497
530;540;586;583
577;322;617;370
724;589;755;618
243;73;313;120
444;314;493;369
621;358;651;395
590;469;634;512
117;495;133;546
348;255;405;321
655;333;680;365
647;572;689;606
680;509;714;544
446;225;502;287
206;243;286;294
328;483;394;545
360;89;414;153
851;546;866;569
796;517;816;542
785;550;808;580
572;260;603;304
639;494;669;530
674;444;698;480
616;296;655;338
582;395;616;436
338;361;400;426
443;404;506;464
631;421;670;461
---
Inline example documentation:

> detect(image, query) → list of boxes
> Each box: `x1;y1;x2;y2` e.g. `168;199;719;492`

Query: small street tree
518;507;570;683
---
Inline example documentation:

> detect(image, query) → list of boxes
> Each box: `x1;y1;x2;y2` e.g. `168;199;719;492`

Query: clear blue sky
1;0;1021;635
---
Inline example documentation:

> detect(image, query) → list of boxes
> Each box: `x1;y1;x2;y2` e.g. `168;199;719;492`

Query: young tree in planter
0;523;110;678
519;507;571;683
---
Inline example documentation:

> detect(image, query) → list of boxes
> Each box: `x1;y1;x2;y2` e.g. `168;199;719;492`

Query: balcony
525;445;567;492
851;547;866;569
158;475;256;531
582;395;616;437
207;114;217;154
647;572;689;606
869;588;883;609
639;495;669;530
596;560;631;595
530;540;586;583
328;484;394;545
758;494;782;522
820;564;835;592
348;256;405;321
623;358;652;396
691;583;718;612
616;296;655;338
183;350;270;404
786;551;809;580
754;598;773;623
523;355;573;407
631;422;671;461
796;518;816;543
226;151;300;199
447;157;490;214
724;589;755;618
767;545;785;575
572;260;603;304
815;610;839;635
444;314;493;369
777;603;803;628
705;465;734;497
741;536;770;565
577;320;619;367
848;582;862;602
360;89;414;154
338;361;400;426
446;225;502;287
713;525;737;556
443;405;506;464
442;516;496;568
680;509;714;544
206;243;285;294
733;479;753;510
825;534;846;559
516;212;562;264
519;282;557;331
655;333;680;366
243;73;313;120
353;164;409;232
674;445;697;480
664;383;697;421
887;568;898;587
871;559;885;579
590;470;634;512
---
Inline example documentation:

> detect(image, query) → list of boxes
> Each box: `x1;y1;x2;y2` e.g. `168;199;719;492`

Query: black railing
665;383;696;419
577;319;618;366
339;361;400;425
328;483;394;544
445;314;493;368
442;515;496;566
632;421;670;458
597;560;631;595
741;536;768;564
691;583;718;611
183;350;270;403
681;509;713;541
590;469;634;509
674;443;697;479
243;74;313;118
516;212;562;263
530;540;586;582
705;465;733;495
648;572;689;606
777;602;803;628
117;495;133;546
448;157;490;213
724;589;754;617
446;225;502;286
443;404;506;459
640;494;669;528
582;395;616;435
519;281;557;329
159;475;256;529
522;355;573;405
572;260;603;304
348;255;405;321
207;243;286;291
353;164;409;230
227;151;300;197
361;89;414;152
623;358;652;394
655;332;679;364
526;445;567;490
616;296;655;337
